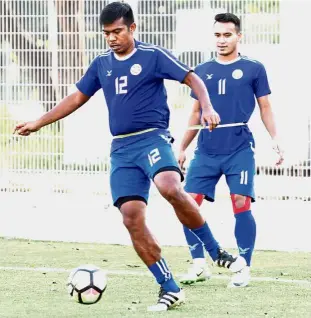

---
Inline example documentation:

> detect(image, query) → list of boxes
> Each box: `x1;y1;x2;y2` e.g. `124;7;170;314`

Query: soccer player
14;3;245;310
178;13;284;288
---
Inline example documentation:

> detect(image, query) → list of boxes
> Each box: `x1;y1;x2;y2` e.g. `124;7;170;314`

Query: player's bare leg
154;171;246;275
154;171;205;228
119;200;185;311
120;200;161;265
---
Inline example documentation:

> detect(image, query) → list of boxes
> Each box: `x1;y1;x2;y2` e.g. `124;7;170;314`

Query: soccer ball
67;264;107;304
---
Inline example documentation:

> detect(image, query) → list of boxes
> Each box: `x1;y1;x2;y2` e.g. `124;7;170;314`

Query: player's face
102;18;136;56
213;22;241;56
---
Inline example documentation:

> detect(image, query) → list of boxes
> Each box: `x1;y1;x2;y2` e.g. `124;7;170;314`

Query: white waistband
113;128;158;139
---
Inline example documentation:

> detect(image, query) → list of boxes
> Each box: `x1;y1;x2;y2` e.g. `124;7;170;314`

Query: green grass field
1;238;311;318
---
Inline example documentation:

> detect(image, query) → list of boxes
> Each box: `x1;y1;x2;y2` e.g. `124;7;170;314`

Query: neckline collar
215;54;241;65
114;47;137;61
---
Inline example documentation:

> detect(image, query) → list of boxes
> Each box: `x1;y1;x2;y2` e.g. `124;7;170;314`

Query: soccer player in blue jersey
178;13;284;288
14;3;246;310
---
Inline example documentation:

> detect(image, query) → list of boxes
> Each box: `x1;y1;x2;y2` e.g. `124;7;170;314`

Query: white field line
0;266;310;288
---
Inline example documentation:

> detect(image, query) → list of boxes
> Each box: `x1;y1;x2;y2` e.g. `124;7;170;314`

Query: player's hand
178;150;187;173
201;107;221;131
271;137;284;166
14;121;42;136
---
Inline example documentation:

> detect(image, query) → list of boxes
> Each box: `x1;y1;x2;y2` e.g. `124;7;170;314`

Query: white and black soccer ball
67;264;107;304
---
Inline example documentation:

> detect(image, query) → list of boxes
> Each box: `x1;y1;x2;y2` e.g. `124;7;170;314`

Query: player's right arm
178;100;201;171
15;56;101;136
14;91;90;136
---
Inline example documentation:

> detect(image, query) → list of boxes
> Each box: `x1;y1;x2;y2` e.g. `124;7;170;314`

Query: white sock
193;258;206;268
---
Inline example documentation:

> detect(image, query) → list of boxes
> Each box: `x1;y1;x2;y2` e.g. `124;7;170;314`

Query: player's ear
129;22;136;33
237;32;242;42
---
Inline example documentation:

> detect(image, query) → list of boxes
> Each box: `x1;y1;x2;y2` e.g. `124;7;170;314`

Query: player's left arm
183;72;220;131
257;95;277;139
257;95;284;166
154;47;220;130
254;63;284;166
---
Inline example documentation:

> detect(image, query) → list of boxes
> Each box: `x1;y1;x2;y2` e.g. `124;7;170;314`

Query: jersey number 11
218;79;226;95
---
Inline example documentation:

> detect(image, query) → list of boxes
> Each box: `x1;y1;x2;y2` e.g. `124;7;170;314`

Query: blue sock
148;258;180;293
190;222;219;261
183;225;205;259
234;210;256;266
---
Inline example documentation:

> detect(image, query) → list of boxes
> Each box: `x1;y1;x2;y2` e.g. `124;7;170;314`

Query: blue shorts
184;146;255;202
110;130;182;207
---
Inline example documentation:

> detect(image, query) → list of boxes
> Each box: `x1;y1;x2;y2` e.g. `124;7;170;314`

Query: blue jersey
76;40;190;150
191;56;271;154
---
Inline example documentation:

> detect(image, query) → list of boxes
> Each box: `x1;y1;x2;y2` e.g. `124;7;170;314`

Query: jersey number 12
115;76;128;94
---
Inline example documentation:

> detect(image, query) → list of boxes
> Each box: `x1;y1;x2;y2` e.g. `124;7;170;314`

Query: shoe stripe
217;259;233;269
166;292;179;299
159;299;172;307
163;294;178;303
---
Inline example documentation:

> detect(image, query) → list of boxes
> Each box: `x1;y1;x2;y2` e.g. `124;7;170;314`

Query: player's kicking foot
179;263;211;285
215;248;247;273
147;288;185;312
228;266;251;288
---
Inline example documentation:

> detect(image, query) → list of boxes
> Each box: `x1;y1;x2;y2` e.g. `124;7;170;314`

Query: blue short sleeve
76;57;101;97
155;46;191;82
253;63;271;98
190;66;201;100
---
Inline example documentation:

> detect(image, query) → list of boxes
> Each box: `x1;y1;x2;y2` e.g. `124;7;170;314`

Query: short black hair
214;13;241;32
99;2;134;27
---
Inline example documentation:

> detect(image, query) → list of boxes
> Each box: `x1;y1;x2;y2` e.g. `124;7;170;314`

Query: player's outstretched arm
257;95;284;166
178;101;201;171
183;72;220;131
14;90;90;136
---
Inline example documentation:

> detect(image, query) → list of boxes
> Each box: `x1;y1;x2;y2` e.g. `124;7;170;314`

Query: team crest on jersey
130;64;142;75
232;69;243;79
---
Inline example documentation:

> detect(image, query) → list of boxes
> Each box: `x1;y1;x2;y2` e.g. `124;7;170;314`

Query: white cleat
147;288;185;312
228;266;251;288
179;263;211;285
215;248;247;273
